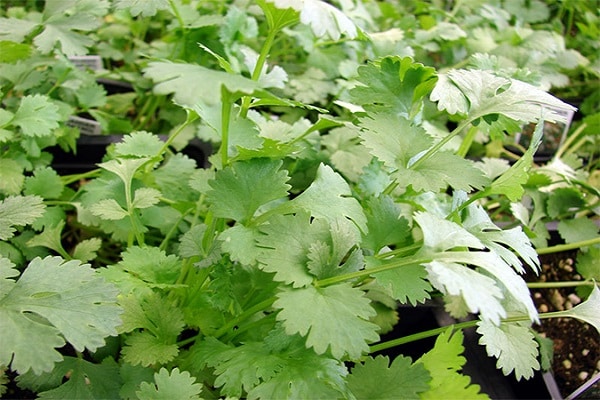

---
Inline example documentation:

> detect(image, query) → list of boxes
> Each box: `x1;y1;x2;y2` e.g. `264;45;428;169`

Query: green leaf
207;158;290;223
257;213;329;287
0;158;24;195
269;0;359;40
90;199;128;220
119;293;185;367
221;224;262;266
486;121;543;201
196;338;282;397
546;187;585;219
359;113;489;192
13;95;61;137
0;195;45;240
115;131;164;158
285;163;368;233
154;153;199;202
0;256;122;374
417;329;488;399
0;41;32;63
351;56;437;118
558;218;599;244
24;167;64;199
348;355;430;400
144;61;261;107
362;195;411;252
369;258;432;306
576;246;600;281
114;0;170;17
17;357;121;399
136;368;203;400
274;283;379;360
477;321;540;380
102;246;181;295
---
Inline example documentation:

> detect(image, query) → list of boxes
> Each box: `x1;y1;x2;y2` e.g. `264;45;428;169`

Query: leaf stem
220;90;233;168
240;27;278;118
214;296;277;339
536;237;600;255
369;309;584;354
316;256;431;287
409;119;472;170
527;280;597;289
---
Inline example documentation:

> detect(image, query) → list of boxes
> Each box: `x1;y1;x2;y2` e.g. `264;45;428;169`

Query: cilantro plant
1;0;599;399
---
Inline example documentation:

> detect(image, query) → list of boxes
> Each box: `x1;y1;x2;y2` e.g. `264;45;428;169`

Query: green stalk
239;28;278;118
527;280;597;289
316;256;431;287
220;90;233;168
214;296;277;339
369;310;581;354
456;125;479;158
409;119;471;170
536;237;600;255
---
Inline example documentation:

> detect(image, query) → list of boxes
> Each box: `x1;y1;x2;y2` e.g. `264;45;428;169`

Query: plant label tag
68;55;103;71
67;116;102;136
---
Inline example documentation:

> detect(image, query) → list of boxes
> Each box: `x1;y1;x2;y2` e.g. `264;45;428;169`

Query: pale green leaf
274;283;379;360
136;368;203;400
0;256;122;374
0;158;24;195
221;224;261;266
558;218;599;244
414;211;483;252
24;167;64;199
370;258;432;306
0;18;38;42
144;61;261;106
431;69;575;124
462;204;539;273
71;238;102;263
114;0;170;17
477;320;540;380
132;188;161;209
27;221;66;255
348;355;430;400
98;157;149;187
425;260;506;324
90;199;128;220
13;95;61;137
269;0;359;40
576;246;600;281
115;131;163;158
559;285;600;334
436;251;538;322
0;195;45;240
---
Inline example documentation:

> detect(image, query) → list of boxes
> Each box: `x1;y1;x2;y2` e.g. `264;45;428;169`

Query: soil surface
528;251;600;399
